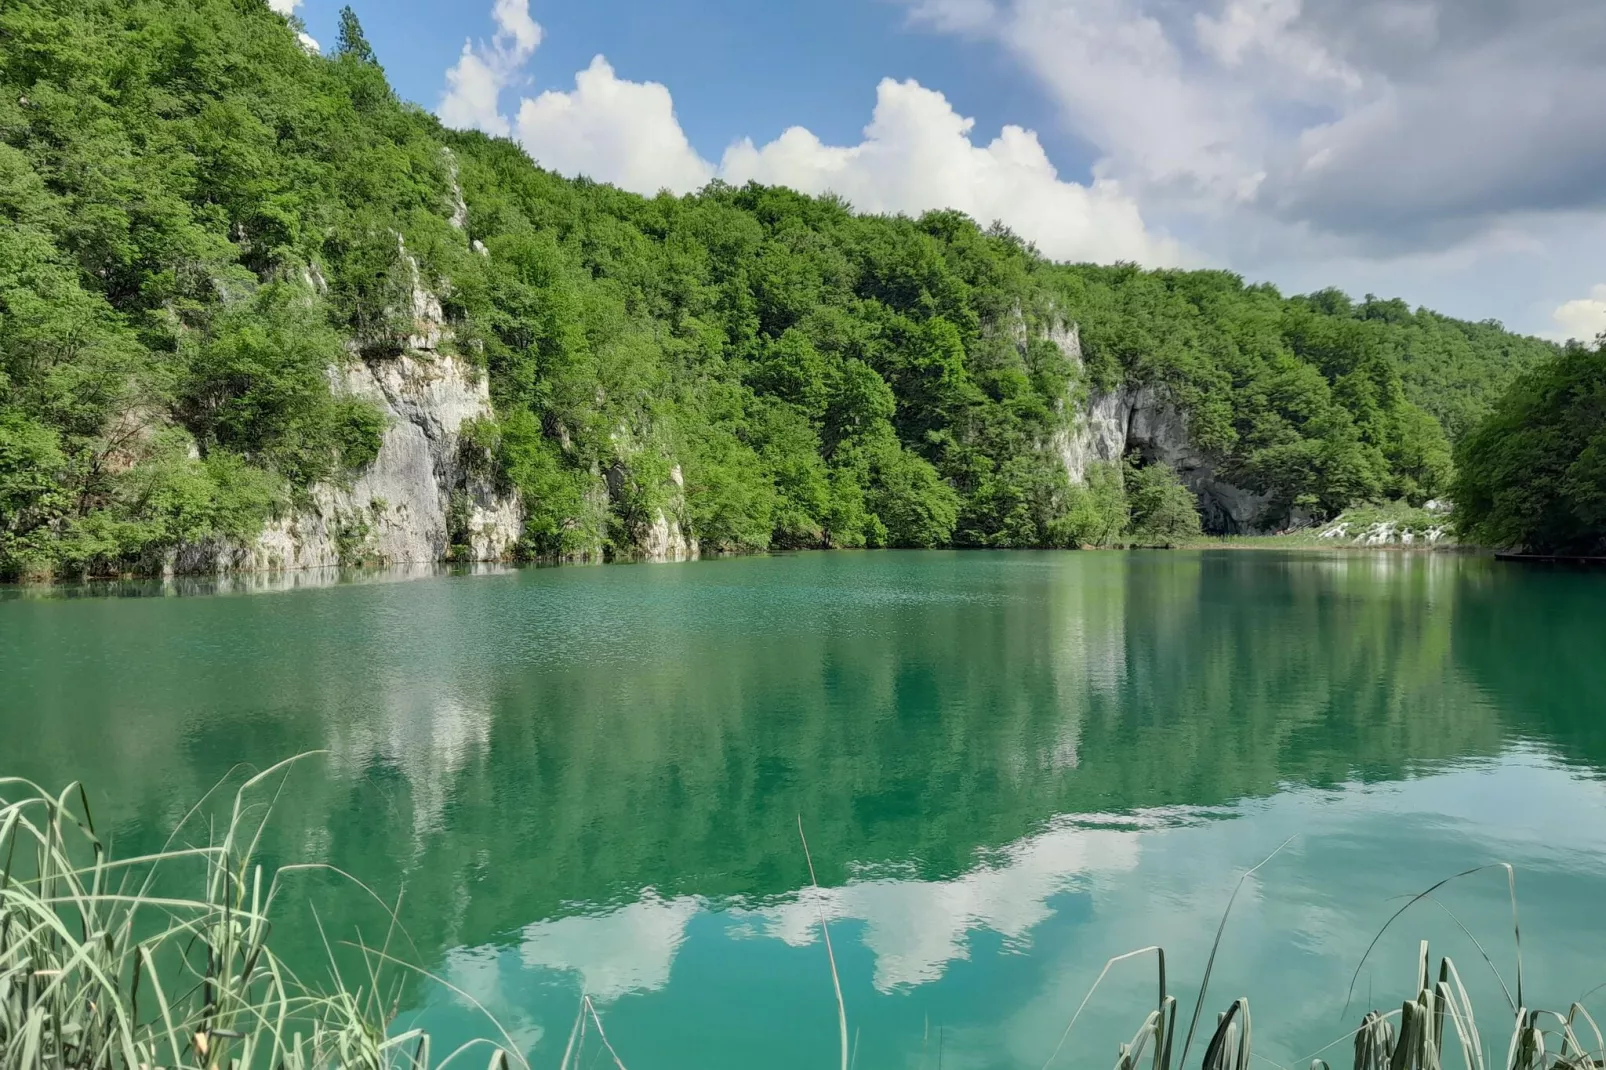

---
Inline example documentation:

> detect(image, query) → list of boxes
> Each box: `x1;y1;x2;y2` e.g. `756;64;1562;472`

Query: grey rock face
639;508;698;562
602;428;699;563
442;148;470;233
640;464;698;562
171;350;522;574
1045;320;1276;534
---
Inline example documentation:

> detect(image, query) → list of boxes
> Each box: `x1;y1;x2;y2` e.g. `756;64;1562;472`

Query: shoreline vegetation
3;764;1602;1070
0;544;1491;598
0;536;1533;597
2;1;1600;583
14;495;1606;597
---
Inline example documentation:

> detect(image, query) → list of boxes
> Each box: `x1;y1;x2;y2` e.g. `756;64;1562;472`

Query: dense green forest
1453;339;1606;555
0;0;1577;578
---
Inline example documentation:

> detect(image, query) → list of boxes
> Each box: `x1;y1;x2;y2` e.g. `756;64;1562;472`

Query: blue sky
292;0;1085;171
279;0;1606;340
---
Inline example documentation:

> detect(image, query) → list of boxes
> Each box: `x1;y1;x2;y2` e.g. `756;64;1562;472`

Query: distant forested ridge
0;0;1569;578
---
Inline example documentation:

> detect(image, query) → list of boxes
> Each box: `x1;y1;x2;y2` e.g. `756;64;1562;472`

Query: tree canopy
0;0;1566;578
1452;340;1606;555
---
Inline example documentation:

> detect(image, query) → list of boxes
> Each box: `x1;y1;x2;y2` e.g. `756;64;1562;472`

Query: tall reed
0;758;519;1070
1041;857;1605;1070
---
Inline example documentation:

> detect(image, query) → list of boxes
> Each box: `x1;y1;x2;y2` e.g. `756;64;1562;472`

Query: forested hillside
0;0;1565;578
1453;340;1606;556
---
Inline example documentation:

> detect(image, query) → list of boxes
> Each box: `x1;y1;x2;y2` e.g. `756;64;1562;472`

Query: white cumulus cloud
440;47;514;137
1551;284;1606;344
448;817;1143;1003
438;0;544;138
490;0;541;54
266;0;300;13
951;0;1254;201
740;823;1141;991
513;56;715;195
508;64;1175;263
720;78;1179;265
1194;0;1361;99
439;2;1174;265
899;0;1606;333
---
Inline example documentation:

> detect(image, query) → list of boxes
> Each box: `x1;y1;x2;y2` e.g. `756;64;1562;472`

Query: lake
2;550;1603;1068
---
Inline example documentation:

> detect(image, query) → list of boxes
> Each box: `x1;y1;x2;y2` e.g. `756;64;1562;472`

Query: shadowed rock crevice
1046;321;1273;535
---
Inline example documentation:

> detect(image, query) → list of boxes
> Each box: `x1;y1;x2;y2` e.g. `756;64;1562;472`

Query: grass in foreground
1032;856;1604;1070
4;768;1602;1070
0;758;524;1070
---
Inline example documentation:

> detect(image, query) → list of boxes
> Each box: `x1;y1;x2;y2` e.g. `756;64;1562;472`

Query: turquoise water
2;551;1603;1067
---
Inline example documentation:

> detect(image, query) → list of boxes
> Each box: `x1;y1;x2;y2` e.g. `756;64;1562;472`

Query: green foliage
331;396;387;472
1125;458;1204;547
485;413;598;558
182;284;385;487
863;438;961;548
1062;461;1130;548
0;410;69;575
1453;341;1606;554
335;6;378;65
0;0;446;578
1057;267;1467;523
0;0;1563;577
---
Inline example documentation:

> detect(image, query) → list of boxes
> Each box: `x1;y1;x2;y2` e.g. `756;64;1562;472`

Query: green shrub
865;440;961;548
1125;458;1204;547
1061;461;1130;548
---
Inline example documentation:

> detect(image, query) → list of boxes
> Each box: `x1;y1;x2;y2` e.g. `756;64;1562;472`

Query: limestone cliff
170;244;523;574
170;348;521;574
639;465;698;562
603;427;700;563
1046;321;1276;534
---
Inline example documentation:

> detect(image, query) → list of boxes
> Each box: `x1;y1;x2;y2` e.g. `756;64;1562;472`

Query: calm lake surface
2;551;1604;1068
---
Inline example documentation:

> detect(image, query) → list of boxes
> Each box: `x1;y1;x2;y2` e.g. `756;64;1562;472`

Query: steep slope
0;0;1561;579
1452;340;1606;555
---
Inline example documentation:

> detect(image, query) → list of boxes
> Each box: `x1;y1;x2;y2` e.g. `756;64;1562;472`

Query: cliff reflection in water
373;551;1508;933
0;551;1600;1014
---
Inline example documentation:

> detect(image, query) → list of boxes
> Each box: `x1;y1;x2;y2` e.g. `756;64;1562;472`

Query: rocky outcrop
170;259;522;574
170;349;522;574
603;440;700;563
1046;321;1276;535
639;508;697;561
1048;324;1119;486
441;147;470;233
639;465;698;562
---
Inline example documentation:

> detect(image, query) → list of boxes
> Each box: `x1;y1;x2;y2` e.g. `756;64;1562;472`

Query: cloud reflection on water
739;823;1142;991
517;892;702;1001
482;814;1183;1002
